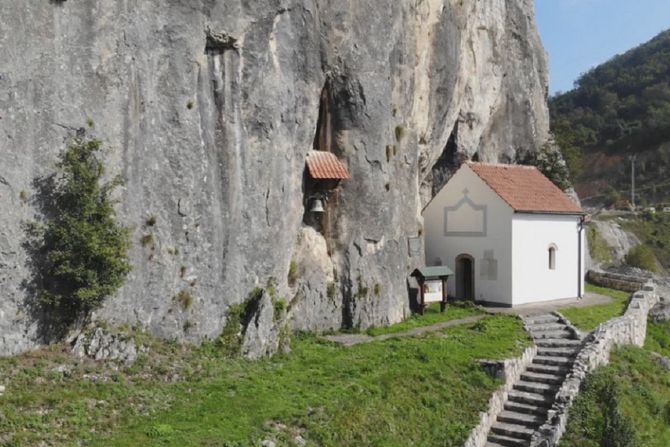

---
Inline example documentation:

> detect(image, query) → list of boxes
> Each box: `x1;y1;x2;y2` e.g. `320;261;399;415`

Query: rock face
0;0;550;355
240;289;288;360
592;219;640;265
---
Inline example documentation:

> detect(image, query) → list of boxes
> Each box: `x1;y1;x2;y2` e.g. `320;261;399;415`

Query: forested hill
550;28;670;206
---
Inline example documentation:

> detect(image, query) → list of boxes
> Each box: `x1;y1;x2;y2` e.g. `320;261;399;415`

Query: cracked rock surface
0;0;549;356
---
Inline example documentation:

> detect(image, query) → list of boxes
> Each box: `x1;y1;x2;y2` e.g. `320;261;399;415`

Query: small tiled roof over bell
467;162;584;214
305;151;350;180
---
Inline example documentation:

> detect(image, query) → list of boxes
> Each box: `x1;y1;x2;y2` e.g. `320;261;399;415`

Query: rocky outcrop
240;290;288;360
71;327;139;365
650;351;670;371
591;219;640;264
650;296;670;322
0;0;550;355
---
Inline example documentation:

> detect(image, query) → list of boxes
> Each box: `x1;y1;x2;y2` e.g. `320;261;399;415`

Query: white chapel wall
511;213;584;305
423;165;514;305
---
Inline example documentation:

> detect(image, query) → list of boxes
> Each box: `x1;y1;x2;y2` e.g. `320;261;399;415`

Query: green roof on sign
411;266;454;279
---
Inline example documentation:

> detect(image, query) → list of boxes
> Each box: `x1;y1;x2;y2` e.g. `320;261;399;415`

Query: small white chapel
422;162;586;307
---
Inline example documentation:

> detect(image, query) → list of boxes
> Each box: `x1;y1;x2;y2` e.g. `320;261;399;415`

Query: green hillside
550;29;670;206
561;321;670;447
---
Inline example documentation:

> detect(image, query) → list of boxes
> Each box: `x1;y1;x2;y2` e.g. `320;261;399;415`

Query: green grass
0;315;529;447
365;302;485;336
645;319;670;358
560;283;631;331
561;337;670;446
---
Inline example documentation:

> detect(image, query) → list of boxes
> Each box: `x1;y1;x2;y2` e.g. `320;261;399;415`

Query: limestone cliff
0;0;549;355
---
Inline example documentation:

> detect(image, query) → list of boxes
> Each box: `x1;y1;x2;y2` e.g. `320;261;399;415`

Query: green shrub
34;138;131;316
217;288;261;357
288;260;299;287
327;282;337;299
273;299;286;321
174;289;194;310
145;215;157;226
395;125;407;142
356;276;369;299
373;283;382;297
518;143;572;190
625;245;660;272
19;190;29;203
140;233;154;247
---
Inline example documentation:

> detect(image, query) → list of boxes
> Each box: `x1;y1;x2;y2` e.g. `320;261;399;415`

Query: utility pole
629;154;637;209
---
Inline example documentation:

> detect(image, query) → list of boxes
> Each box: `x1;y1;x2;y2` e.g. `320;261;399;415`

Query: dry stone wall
529;282;660;447
586;270;647;293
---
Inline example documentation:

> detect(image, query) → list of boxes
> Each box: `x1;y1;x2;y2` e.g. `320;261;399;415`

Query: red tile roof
306;151;350;180
467;162;583;214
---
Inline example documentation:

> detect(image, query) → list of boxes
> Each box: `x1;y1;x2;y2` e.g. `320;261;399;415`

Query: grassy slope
0;315;529;447
645;319;670;357
560;284;631;331
561;321;670;447
622;213;670;270
366;302;484;336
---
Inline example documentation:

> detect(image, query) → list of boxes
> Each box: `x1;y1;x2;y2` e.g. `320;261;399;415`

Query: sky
535;0;670;95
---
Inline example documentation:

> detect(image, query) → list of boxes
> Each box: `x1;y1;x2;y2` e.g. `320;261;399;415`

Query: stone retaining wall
529;282;660;447
586;270;646;293
464;344;537;447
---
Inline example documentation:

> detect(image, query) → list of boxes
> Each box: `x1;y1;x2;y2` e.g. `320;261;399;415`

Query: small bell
310;198;325;213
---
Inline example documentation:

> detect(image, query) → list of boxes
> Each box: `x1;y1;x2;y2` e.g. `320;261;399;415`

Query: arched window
548;244;558;270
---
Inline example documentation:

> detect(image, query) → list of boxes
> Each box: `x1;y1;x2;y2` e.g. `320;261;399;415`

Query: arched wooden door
455;254;475;301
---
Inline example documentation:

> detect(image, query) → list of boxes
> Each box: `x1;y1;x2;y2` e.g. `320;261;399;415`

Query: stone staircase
485;313;581;447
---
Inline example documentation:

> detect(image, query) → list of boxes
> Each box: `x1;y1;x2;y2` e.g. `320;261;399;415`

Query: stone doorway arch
455;254;475;301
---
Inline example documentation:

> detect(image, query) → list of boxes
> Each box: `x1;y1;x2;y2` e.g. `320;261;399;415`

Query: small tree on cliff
518;143;572;191
36;138;131;319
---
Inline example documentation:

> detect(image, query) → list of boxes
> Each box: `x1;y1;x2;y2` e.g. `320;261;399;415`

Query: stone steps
490;421;534;440
507;390;554;407
529;329;574;339
525;314;560;325
504;400;549;417
536;346;579;357
513;380;558;396
526;363;569;375
484;313;581;447
497;410;545;428
533;355;573;366
485;433;529;447
520;371;564;385
535;338;581;348
526;322;567;332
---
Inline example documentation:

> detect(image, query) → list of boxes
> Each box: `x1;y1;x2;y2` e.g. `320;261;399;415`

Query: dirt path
323;315;485;347
324;292;614;347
